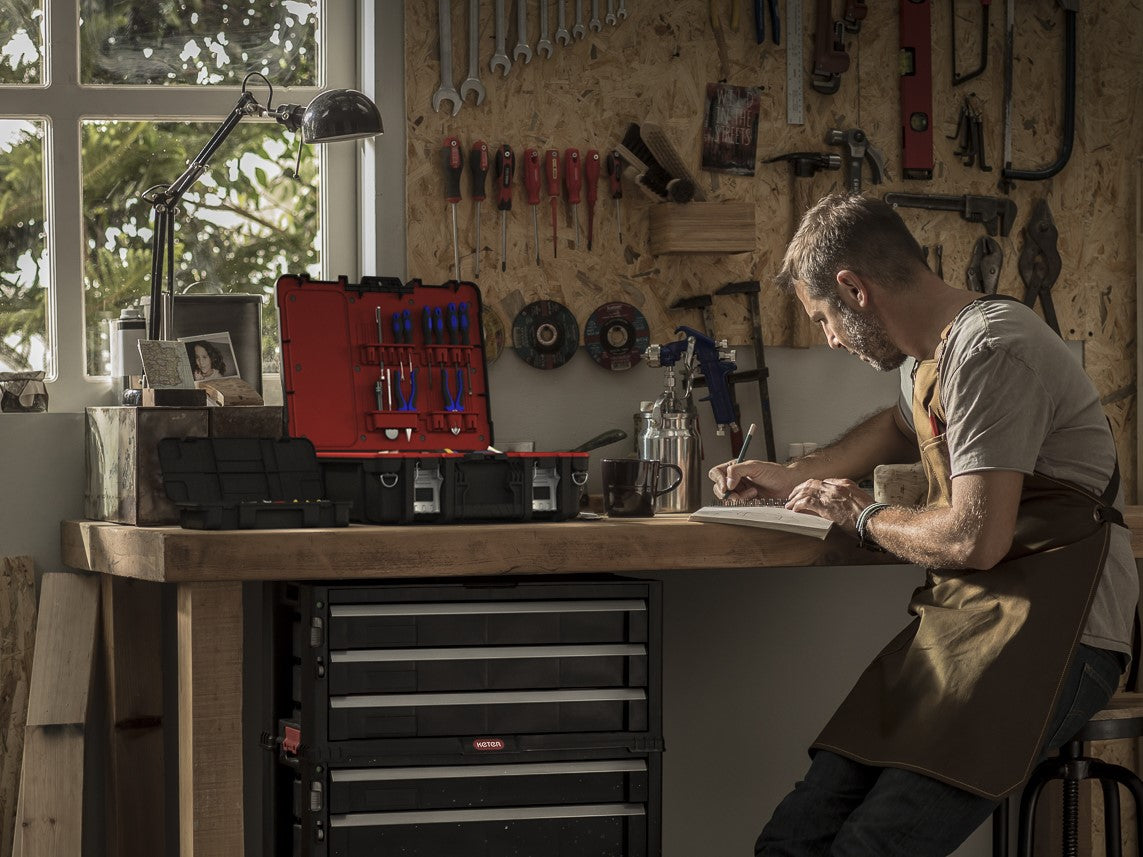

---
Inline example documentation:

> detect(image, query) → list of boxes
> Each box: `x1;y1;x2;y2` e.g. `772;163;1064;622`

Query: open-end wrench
555;0;571;44
606;0;617;25
617;0;627;20
459;0;486;105
590;0;602;30
513;0;533;62
537;0;554;57
573;0;587;37
433;0;462;115
490;0;512;76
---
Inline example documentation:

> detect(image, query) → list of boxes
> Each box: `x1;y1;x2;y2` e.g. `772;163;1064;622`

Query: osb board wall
405;1;1143;492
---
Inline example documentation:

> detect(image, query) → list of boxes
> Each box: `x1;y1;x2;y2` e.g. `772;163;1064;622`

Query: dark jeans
755;644;1125;857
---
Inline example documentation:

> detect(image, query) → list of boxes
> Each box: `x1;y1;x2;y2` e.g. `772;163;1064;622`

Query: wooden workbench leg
101;576;165;857
178;582;244;857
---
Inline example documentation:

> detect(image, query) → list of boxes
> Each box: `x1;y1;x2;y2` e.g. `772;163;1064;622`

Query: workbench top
62;508;1143;584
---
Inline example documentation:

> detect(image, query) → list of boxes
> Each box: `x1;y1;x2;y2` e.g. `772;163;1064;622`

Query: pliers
442;368;465;413
395;367;418;412
966;235;1003;294
1018;200;1062;336
754;0;780;44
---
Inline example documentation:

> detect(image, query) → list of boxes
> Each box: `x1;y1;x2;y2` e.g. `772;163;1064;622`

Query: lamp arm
163;90;262;203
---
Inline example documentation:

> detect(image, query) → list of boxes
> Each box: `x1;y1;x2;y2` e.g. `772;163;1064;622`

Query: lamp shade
301;89;383;143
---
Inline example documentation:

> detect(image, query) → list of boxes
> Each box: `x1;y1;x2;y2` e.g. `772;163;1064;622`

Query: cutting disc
482;307;506;363
511;300;580;370
584;301;650;371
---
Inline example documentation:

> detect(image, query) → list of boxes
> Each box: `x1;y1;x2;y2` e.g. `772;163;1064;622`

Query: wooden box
647;201;756;254
84;405;284;526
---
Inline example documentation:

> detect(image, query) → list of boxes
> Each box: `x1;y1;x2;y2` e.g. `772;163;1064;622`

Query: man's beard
836;302;906;372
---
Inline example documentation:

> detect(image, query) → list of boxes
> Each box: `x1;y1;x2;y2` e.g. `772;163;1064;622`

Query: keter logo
472;738;506;751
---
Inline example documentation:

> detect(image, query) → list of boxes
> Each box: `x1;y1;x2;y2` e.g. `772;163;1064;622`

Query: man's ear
836;270;870;309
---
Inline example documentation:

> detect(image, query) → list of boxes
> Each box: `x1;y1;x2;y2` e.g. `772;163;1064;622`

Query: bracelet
855;502;891;549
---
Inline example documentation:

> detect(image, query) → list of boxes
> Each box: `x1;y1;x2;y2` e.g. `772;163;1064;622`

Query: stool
1015;692;1143;857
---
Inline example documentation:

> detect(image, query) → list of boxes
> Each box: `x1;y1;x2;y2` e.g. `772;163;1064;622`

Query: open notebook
689;500;833;540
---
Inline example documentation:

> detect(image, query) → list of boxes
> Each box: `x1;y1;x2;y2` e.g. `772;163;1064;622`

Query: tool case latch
353;275;411;295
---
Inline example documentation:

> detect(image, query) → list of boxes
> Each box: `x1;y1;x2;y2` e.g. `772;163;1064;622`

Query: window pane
82;120;320;376
0;120;49;374
0;0;43;84
79;0;319;86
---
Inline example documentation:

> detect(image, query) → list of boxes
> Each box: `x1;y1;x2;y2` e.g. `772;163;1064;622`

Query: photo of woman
186;339;228;381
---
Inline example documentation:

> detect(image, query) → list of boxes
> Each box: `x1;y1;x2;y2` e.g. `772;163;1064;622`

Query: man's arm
710;406;918;500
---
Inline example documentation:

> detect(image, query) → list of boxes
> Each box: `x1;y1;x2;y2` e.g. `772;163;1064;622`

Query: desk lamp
142;72;383;339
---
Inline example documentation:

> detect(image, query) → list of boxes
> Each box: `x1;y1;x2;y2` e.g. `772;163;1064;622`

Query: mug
601;458;684;518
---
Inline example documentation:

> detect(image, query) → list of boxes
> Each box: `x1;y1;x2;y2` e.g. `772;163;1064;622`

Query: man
710;194;1135;856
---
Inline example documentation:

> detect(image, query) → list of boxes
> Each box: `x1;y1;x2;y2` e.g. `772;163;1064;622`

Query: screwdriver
544;149;560;258
494;144;514;272
584;149;600;251
606;150;624;245
523;148;542;266
469;140;488;279
563;148;582;250
441;136;463;282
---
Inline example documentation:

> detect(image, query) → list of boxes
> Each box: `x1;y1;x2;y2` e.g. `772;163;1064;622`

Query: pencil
735;423;756;464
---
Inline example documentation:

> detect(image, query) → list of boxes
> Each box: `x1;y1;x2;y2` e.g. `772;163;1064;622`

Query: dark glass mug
601;458;684;517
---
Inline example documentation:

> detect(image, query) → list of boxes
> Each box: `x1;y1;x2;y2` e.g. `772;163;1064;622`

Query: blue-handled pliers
754;0;779;44
395;368;418;411
442;368;465;413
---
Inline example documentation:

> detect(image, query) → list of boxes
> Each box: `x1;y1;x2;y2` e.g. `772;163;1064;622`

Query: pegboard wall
405;1;1142;491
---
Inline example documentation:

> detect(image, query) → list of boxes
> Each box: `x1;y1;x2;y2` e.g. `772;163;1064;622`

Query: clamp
1018;200;1062;336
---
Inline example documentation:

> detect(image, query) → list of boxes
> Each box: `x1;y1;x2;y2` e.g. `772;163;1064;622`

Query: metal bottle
635;399;703;513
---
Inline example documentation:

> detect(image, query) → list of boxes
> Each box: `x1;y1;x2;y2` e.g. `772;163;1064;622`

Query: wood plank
16;572;99;857
101;577;164;857
1;558;36;857
61;517;896;583
178;582;243;857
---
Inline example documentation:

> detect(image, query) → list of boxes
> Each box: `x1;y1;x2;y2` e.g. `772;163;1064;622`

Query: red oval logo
472;738;505;751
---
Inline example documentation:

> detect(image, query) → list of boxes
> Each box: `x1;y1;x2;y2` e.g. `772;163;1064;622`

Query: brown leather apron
812;302;1120;799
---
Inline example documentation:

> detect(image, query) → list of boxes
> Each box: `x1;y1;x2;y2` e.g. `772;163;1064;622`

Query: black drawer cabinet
273;576;662;856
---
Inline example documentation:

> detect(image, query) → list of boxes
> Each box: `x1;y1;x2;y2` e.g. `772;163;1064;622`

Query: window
0;0;361;407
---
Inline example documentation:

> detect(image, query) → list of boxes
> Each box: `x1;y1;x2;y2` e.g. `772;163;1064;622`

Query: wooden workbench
59;511;1143;857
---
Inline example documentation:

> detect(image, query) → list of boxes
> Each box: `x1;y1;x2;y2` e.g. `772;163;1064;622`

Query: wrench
537;0;554;57
490;0;511;76
459;0;486;105
573;0;586;38
555;0;571;44
513;0;533;62
432;0;462;115
617;0;627;20
590;0;602;30
606;0;617;25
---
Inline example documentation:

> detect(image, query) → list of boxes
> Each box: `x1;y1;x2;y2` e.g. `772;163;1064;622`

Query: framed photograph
178;332;241;383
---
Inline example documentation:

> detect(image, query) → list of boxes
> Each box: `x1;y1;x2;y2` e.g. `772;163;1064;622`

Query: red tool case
276;274;588;523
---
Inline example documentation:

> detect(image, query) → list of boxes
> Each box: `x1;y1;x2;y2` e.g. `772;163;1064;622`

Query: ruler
786;0;805;125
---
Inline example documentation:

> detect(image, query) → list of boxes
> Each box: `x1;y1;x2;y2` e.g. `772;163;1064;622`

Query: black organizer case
270;576;662;856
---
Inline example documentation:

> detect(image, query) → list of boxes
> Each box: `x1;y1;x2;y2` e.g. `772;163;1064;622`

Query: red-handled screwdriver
584;149;600;251
494;144;515;273
544;149;560;259
563;148;582;250
469;140;488;279
606;150;624;245
523;148;542;266
442;136;463;282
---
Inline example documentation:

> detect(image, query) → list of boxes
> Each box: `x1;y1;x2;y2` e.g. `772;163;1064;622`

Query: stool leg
992;798;1009;857
1017;764;1062;857
1099;779;1122;857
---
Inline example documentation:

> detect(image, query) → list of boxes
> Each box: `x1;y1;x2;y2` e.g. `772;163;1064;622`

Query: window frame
0;0;364;411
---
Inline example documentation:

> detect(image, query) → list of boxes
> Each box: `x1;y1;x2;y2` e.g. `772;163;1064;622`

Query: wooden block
647;202;755;254
17;729;84;857
2;557;36;857
24;574;99;729
101;577;164;857
195;376;264;406
873;462;928;506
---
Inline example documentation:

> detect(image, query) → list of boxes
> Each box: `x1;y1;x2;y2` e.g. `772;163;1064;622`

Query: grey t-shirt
897;298;1136;657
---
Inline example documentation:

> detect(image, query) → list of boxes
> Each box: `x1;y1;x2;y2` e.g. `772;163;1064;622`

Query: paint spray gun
644;326;738;435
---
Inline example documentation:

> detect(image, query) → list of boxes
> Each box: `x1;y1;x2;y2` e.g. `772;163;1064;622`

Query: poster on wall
701;82;763;176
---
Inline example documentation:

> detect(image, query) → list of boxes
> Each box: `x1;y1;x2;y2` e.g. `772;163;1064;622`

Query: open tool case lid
276;275;492;456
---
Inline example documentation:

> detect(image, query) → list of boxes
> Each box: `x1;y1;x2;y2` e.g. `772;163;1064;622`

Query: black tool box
276;275;589;523
269;576;663;857
157;436;350;529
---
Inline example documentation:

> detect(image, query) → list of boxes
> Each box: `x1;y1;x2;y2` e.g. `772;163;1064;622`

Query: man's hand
708;459;802;502
785;478;875;535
